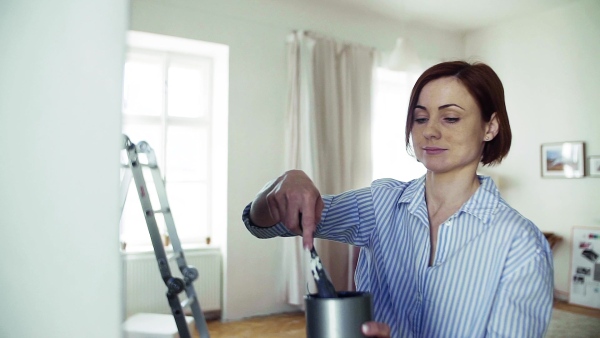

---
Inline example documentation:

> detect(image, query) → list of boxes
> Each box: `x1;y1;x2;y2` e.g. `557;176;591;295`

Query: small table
543;232;562;251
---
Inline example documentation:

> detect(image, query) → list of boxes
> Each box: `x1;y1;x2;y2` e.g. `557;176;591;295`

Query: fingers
264;190;281;223
264;170;321;247
361;321;391;338
282;192;318;249
300;212;314;250
300;195;324;249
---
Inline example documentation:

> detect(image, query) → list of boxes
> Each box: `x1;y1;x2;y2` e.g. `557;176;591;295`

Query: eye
444;117;460;123
414;118;428;124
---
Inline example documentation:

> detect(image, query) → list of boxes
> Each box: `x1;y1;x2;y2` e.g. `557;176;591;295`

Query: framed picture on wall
541;141;585;178
589;156;600;178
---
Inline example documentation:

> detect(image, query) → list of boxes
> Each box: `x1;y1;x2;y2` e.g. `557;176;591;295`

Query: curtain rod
287;29;376;52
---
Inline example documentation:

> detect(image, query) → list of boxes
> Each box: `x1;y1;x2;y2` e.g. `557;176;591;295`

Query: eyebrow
415;103;465;111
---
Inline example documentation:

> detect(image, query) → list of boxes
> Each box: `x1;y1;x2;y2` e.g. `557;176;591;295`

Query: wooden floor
553;300;600;319
204;312;305;338
197;301;600;337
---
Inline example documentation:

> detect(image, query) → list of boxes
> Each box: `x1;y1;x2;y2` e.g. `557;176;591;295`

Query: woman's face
411;77;496;175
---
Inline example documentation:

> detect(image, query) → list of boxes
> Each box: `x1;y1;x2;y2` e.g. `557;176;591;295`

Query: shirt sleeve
315;187;376;246
241;186;377;246
486;231;554;337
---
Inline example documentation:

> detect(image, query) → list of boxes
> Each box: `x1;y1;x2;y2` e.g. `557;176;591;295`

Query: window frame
120;31;228;252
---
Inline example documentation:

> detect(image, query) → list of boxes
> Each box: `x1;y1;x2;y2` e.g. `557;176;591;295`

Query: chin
423;161;480;176
423;162;462;175
420;160;447;173
424;167;451;175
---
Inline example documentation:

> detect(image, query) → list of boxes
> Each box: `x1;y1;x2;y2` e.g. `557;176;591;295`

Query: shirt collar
461;176;499;224
398;175;425;212
398;175;500;225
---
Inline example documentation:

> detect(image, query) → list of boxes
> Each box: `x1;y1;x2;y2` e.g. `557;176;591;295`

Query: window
372;67;425;181
120;32;228;251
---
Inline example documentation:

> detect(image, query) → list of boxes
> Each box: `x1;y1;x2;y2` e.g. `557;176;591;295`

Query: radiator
123;248;222;318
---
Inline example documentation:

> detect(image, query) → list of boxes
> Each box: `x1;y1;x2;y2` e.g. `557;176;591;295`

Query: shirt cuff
242;202;295;239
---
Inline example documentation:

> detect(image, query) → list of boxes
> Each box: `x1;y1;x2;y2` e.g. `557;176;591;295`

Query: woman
242;61;553;337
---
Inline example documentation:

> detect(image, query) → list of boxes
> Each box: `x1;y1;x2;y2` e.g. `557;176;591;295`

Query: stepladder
120;134;210;338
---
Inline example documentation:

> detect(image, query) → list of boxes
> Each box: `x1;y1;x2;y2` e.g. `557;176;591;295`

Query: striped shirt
243;175;554;337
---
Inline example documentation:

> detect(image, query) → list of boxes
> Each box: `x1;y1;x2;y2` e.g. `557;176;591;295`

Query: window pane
120;183;151;247
372;68;425;182
166;125;208;182
167;182;208;244
122;59;163;116
167;59;210;118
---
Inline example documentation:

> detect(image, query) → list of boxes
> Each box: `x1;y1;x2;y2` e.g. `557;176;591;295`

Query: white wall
131;0;464;320
0;1;127;337
465;0;600;297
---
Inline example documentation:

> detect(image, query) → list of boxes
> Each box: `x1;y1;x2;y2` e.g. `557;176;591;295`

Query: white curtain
282;31;375;307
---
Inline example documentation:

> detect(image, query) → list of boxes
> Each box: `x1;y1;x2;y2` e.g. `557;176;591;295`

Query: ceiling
314;0;581;32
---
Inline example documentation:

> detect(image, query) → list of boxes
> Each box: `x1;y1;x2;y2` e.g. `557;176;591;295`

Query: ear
484;113;499;142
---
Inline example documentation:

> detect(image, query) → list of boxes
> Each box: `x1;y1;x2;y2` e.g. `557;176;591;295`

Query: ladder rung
181;296;195;308
122;162;156;168
154;209;164;214
168;251;182;260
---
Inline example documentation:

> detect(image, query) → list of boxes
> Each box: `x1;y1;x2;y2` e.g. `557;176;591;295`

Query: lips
423;147;446;155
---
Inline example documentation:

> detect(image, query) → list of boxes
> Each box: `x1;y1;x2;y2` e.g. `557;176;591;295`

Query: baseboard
554;289;569;302
204;310;222;321
182;309;221;321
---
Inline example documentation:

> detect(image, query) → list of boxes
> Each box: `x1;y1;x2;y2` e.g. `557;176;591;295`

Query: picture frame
589;156;600;178
541;141;585;178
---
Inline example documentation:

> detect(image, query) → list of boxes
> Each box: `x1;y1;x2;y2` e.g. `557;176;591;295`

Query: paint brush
300;214;338;298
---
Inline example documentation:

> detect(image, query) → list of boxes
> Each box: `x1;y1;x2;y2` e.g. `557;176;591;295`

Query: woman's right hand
362;321;391;338
249;170;323;249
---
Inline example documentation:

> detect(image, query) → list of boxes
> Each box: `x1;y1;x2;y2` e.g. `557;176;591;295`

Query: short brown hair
405;61;512;166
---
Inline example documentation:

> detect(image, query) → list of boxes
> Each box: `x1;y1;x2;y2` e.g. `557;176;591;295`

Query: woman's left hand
362;321;391;337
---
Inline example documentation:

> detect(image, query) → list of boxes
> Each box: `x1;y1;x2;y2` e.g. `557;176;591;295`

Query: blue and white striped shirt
243;175;554;337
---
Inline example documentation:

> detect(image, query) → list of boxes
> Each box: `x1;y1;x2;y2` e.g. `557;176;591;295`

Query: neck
424;169;481;213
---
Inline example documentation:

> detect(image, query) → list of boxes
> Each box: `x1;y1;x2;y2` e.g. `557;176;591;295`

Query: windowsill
121;243;220;255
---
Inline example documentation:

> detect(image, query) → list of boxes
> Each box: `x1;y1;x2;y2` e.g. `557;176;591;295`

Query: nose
422;120;441;140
